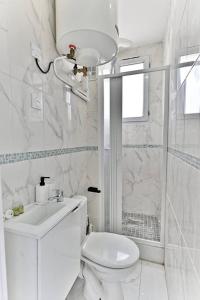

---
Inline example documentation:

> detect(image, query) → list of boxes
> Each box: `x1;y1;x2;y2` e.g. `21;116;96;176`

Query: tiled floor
67;260;168;300
122;212;161;242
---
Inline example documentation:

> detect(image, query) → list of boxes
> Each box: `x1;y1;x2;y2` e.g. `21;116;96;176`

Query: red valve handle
69;44;76;50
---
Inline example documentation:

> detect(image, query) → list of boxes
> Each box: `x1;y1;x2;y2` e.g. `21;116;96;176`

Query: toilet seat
82;232;139;269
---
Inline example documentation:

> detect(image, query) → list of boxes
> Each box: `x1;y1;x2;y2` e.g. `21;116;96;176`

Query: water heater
56;0;118;67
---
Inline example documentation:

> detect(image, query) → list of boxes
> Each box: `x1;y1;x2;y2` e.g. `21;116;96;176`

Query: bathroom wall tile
165;1;200;298
86;150;101;231
87;80;98;148
1;150;89;212
165;201;200;300
0;0;9;75
122;148;162;217
167;154;200;254
0;73;13;154
10;77;45;153
2;159;41;211
6;0;44;83
87;112;98;147
87;80;98;113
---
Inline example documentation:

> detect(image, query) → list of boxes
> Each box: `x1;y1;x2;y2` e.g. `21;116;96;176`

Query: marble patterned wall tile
2;151;88;212
86;150;101;231
165;0;200;298
87;80;98;147
0;73;13;154
122;148;162;217
165;201;200;300
0;0;9;75
167;154;200;266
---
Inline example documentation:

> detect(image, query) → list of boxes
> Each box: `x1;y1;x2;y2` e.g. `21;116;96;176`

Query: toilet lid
82;232;139;269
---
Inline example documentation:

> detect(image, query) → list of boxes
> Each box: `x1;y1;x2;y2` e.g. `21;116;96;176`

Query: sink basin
12;203;66;226
4;198;81;239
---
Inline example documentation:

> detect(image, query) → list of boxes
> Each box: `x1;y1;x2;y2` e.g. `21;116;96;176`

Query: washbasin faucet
48;189;64;202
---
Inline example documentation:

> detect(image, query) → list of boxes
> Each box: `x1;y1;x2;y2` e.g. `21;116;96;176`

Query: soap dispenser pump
36;176;50;203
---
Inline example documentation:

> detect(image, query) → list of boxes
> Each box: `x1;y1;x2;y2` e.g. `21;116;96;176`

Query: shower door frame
0;169;8;300
98;65;170;261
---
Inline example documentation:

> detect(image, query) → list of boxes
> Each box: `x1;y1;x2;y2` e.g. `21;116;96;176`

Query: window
120;57;149;122
178;52;200;115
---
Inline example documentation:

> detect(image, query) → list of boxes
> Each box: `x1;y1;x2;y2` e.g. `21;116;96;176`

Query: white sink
12;202;66;226
4;198;81;239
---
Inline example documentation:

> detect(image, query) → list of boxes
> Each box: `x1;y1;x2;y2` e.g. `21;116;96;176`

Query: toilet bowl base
83;279;124;300
83;264;103;300
101;281;124;300
82;263;124;300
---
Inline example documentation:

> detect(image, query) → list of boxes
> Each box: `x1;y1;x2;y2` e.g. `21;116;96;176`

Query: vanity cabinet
5;205;81;300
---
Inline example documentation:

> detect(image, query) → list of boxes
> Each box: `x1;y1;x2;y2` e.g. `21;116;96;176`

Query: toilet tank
73;196;87;243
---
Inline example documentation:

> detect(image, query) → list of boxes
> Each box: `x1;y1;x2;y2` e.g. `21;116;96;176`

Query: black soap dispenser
36;176;50;203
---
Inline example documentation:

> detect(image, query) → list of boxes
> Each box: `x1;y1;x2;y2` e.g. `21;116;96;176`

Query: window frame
118;56;150;123
176;46;200;119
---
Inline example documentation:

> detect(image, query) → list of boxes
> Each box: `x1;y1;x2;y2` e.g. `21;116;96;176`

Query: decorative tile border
168;147;200;170
123;144;163;149
0;146;98;165
5;145;199;169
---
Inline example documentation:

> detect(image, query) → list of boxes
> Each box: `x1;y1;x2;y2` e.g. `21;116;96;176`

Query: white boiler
56;0;118;67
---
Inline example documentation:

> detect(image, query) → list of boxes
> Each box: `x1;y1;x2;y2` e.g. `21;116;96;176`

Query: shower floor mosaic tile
122;212;161;241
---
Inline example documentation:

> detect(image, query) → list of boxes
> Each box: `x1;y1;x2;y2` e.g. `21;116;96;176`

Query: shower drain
127;218;144;225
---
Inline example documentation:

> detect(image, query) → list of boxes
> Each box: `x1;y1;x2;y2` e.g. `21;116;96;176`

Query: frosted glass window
120;63;146;120
179;53;200;114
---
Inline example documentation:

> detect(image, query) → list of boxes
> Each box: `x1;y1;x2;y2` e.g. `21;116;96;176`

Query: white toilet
77;196;140;300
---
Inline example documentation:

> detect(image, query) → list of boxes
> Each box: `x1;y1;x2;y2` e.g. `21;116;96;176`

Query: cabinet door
38;209;81;300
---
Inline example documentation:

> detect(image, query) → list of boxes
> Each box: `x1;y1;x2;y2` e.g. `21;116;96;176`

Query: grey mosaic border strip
0;146;98;165
123;144;163;149
168;147;200;170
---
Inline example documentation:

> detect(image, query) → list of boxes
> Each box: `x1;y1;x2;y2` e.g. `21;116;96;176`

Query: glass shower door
100;67;169;245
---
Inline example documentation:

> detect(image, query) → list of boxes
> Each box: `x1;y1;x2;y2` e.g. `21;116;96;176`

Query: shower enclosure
98;65;169;262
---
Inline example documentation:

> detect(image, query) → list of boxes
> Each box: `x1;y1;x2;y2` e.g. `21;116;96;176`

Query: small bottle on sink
36;177;50;203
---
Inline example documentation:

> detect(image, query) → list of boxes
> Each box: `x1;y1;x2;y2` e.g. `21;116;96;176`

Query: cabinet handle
71;206;79;213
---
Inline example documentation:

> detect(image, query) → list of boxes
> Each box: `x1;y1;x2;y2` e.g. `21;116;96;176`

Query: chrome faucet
48;189;64;202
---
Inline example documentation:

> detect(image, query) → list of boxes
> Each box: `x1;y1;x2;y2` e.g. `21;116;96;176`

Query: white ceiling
118;0;171;47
